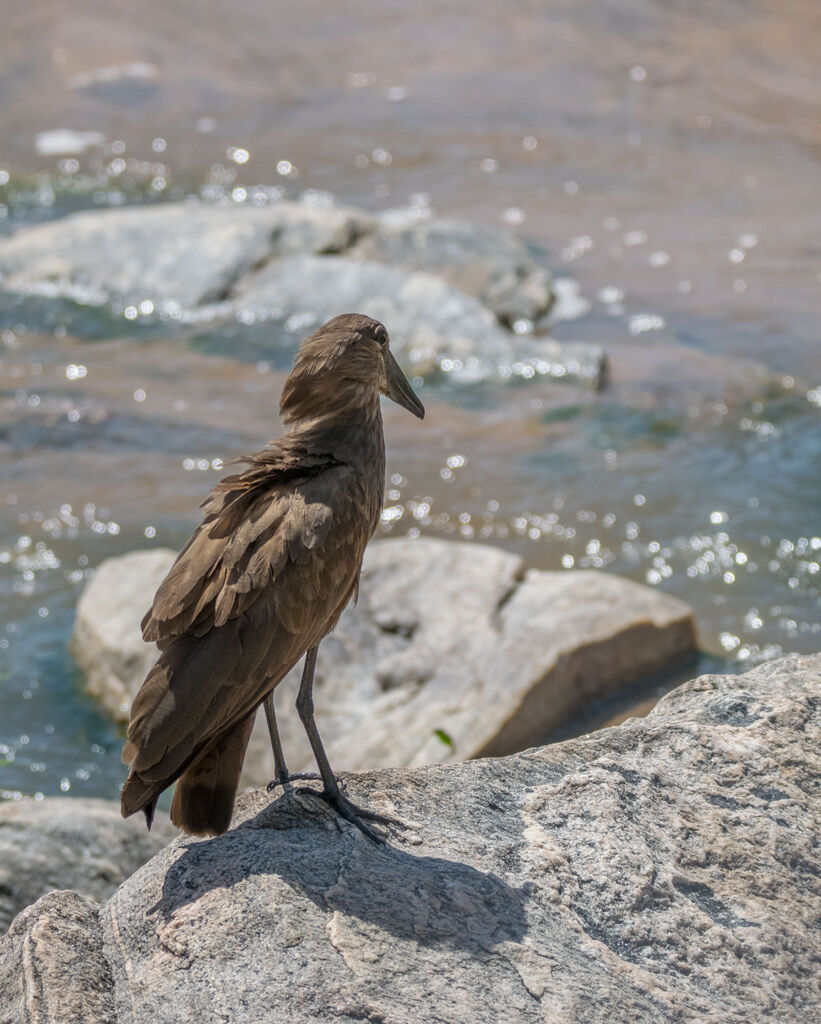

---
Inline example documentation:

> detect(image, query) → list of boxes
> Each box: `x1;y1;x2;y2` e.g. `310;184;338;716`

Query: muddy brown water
0;0;819;801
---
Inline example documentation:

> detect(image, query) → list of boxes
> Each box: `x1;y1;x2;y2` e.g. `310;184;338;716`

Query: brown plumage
120;313;424;840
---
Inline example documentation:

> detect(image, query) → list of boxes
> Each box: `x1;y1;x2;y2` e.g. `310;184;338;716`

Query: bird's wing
124;452;369;780
141;447;344;646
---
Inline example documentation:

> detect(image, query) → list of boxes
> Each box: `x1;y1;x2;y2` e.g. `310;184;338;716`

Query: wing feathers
142;449;342;646
122;436;380;835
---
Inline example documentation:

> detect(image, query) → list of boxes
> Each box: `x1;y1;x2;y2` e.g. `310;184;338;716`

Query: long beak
384;349;425;419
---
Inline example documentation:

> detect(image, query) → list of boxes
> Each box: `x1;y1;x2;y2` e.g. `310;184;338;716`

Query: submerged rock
0;797;176;935
70;538;696;789
2;655;818;1022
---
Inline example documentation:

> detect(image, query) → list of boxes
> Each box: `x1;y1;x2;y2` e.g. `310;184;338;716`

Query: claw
296;786;404;845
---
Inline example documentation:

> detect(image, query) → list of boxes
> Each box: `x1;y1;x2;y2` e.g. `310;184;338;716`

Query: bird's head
280;313;425;424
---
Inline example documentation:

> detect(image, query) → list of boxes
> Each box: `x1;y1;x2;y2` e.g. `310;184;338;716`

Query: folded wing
122;447;365;809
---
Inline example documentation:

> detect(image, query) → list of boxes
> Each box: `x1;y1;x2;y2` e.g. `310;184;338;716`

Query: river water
1;0;819;801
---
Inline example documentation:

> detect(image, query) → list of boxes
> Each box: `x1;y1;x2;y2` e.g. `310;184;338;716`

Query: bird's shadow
149;791;533;953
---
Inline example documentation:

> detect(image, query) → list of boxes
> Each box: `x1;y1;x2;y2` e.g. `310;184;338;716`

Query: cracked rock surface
70;537;696;787
1;655;818;1023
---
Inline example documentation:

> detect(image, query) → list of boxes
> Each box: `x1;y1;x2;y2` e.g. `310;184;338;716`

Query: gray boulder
0;201;374;308
2;655;818;1023
70;539;696;789
0;798;176;935
232;254;603;385
352;216;554;325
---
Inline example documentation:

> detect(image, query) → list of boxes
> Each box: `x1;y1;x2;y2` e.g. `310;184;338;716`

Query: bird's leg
294;644;400;844
264;690;320;792
263;692;289;786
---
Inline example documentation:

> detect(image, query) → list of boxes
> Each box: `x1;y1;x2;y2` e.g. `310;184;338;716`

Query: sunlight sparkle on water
628;313;666;335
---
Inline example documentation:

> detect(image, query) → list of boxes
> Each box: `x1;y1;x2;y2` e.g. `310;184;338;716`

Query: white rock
70;548;177;722
0;202;602;386
352;216;554;324
0;201;374;308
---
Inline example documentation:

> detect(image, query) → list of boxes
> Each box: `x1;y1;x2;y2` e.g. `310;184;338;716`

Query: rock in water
70;539;697;787
0;203;553;328
0;202;374;308
231;254;600;384
0;655;818;1022
351;216;554;325
0;798;177;934
0;201;607;388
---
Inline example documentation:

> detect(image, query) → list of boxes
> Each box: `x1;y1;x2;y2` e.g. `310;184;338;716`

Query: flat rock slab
0;798;176;935
70;538;696;789
2;655;818;1023
0;201;374;309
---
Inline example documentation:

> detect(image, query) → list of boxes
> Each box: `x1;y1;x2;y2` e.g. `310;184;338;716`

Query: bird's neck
287;398;385;469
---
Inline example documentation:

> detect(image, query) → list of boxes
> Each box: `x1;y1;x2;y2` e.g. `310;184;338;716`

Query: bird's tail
170;713;255;835
121;713;255;836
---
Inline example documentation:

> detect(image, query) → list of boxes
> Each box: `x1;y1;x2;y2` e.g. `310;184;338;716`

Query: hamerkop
121;313;424;842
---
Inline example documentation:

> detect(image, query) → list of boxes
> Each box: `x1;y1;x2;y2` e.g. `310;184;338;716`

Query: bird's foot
296;785;404;845
266;772;322;793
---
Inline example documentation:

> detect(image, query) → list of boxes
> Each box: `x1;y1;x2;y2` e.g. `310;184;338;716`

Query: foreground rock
0;798;176;935
2;655;818;1023
71;538;696;788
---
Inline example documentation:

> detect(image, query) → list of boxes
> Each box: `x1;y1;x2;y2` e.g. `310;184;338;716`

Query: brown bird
120;313;424;842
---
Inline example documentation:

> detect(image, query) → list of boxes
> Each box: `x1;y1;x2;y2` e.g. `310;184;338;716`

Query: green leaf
433;728;454;748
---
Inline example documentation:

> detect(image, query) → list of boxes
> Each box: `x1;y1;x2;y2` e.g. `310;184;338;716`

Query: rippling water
1;0;819;801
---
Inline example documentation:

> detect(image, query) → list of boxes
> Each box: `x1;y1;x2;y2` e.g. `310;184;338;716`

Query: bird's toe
296;786;403;845
266;771;323;793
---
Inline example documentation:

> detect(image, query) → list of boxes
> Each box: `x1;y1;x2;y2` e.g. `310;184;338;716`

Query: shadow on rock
150;790;532;953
